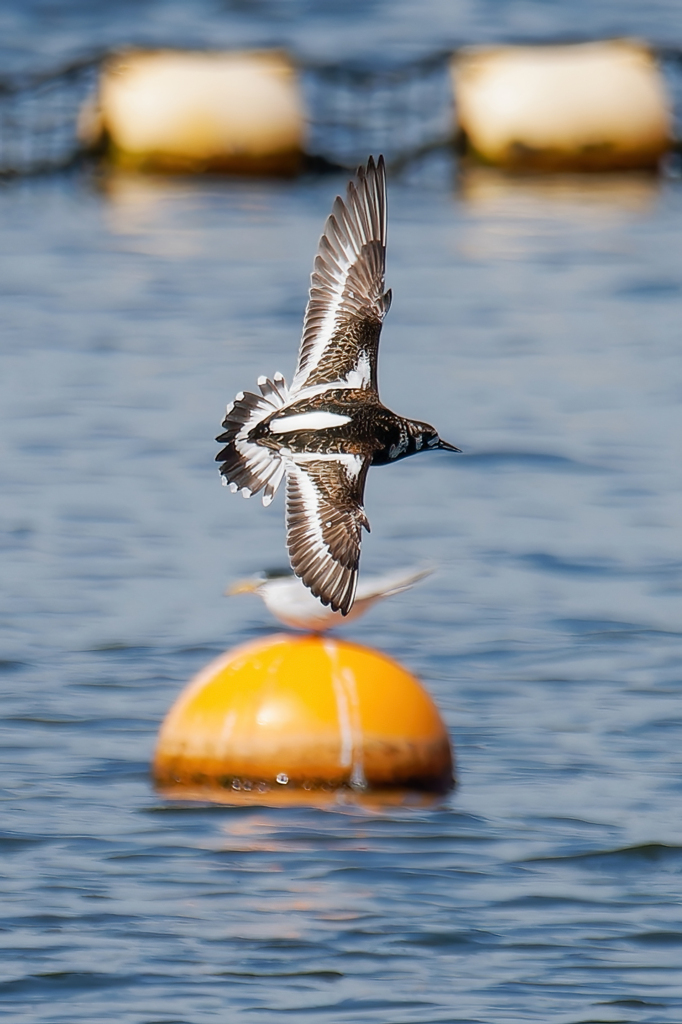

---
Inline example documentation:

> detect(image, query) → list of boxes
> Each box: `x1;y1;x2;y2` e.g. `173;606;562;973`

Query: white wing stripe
270;411;352;433
288;382;359;402
291;463;326;548
290;158;387;397
289;452;364;466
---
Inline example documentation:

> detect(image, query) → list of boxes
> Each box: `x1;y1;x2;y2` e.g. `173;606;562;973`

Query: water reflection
457;165;661;217
98;172;203;255
158;782;443;814
99;168;280;256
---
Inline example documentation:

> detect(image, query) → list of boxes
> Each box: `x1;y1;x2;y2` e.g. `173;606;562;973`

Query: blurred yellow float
82;49;305;175
452;39;671;172
153;634;454;804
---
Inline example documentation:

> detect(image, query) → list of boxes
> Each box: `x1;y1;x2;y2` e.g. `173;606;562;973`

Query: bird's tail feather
216;373;289;506
355;565;434;601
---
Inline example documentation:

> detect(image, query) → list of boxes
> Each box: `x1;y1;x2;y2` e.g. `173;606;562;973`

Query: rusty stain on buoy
153;634;454;803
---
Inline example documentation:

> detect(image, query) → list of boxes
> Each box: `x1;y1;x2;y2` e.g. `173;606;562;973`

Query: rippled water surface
3;5;682;1019
2;0;681;70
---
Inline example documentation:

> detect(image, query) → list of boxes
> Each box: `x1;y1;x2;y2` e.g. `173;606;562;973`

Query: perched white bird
227;566;434;632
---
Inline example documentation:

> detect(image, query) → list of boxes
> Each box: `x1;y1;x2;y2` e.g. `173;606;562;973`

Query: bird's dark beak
437;439;462;453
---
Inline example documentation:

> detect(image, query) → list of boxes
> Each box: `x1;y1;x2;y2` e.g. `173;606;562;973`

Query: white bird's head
226;568;290;598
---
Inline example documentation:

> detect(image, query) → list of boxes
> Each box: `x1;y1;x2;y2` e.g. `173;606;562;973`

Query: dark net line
660;52;682;143
0;46;680;177
0;58;101;176
302;53;455;169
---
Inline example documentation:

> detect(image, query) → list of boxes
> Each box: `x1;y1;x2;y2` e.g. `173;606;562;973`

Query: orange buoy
153;634;454;803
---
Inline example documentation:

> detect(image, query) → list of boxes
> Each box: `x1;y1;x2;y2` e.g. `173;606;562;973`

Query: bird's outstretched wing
285;454;371;615
289;155;391;398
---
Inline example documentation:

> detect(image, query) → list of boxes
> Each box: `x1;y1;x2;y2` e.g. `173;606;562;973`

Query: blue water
3;4;682;1022
1;0;681;71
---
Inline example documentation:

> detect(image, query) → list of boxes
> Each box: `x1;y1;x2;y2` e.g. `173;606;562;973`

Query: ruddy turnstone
216;155;460;615
228;566;434;632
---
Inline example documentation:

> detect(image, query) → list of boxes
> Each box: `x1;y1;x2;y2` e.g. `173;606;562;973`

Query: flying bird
216;156;460;616
228;565;434;632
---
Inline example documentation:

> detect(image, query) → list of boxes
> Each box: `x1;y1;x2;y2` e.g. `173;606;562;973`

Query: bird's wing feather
285;453;371;615
289;156;391;397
